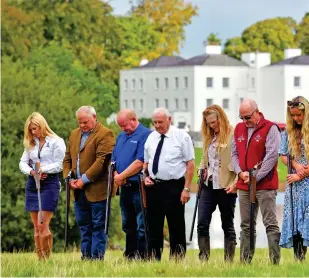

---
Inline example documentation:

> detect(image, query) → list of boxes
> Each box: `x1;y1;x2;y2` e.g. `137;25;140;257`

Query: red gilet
234;115;279;191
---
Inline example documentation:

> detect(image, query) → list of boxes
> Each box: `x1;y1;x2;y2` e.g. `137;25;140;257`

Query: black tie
152;134;165;175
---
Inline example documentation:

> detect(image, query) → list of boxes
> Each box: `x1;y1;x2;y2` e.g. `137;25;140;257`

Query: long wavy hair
201;104;232;153
23;112;58;150
286;96;309;161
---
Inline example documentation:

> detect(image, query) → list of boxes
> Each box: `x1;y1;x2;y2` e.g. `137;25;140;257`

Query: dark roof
140;56;185;68
271;55;309;66
138;54;247;68
179;54;247;66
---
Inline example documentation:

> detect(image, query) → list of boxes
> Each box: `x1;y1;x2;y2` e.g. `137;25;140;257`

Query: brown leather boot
198;237;210;261
224;237;236;262
40;234;53;259
34;235;43;260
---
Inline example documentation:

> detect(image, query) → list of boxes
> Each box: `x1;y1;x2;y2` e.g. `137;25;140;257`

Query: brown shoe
40;234;53;259
34;235;43;260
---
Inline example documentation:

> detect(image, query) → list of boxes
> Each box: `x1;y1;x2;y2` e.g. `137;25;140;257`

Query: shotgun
189;169;205;241
34;162;43;224
138;173;149;253
287;154;305;260
104;161;115;235
64;170;72;250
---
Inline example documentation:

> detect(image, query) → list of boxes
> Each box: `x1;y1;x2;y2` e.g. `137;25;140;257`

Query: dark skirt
25;175;60;212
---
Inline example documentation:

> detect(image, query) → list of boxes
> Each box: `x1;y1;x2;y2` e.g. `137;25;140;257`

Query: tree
1;45;122;251
204;33;221;46
296;13;309;55
224;17;298;62
132;0;198;57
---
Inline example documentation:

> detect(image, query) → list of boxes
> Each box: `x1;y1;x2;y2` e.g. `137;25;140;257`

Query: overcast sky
109;0;308;58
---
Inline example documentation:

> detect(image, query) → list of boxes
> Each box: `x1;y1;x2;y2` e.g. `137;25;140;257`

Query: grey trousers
238;189;280;263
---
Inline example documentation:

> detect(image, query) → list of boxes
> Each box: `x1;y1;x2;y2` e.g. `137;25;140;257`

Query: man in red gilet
231;99;281;264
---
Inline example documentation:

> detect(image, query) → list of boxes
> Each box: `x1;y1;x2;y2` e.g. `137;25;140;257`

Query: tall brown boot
267;232;280;265
40;234;53;259
240;232;255;264
224;237;236;262
34;235;43;260
198;237;210;261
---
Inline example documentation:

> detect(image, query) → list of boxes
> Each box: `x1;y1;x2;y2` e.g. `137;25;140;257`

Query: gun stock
189;169;205;242
104;162;115;235
34;162;43;224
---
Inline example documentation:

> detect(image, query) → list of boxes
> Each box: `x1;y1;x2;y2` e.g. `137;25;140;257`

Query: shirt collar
126;123;141;137
155;125;173;139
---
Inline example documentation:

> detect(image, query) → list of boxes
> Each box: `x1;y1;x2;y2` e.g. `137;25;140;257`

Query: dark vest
234;115;278;191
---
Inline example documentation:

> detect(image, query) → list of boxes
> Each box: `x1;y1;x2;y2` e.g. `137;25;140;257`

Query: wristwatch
183;187;190;192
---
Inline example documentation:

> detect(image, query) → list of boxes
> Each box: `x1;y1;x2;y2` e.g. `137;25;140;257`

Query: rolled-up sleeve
144;139;150;163
182;133;195;161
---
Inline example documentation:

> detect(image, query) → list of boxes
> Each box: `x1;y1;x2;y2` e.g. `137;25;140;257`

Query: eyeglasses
239;109;257;120
287;101;305;109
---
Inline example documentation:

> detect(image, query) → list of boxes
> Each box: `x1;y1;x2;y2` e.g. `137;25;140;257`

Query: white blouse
19;136;66;175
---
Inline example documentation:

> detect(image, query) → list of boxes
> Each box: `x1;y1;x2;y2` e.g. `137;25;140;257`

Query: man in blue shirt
112;109;151;260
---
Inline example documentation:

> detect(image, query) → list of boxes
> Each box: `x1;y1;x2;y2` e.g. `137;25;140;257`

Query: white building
119;46;309;131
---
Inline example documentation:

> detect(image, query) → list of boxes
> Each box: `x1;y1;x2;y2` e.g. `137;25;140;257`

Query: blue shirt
112;123;151;181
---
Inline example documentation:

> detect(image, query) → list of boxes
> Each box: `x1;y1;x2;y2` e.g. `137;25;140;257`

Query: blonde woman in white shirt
19;112;66;259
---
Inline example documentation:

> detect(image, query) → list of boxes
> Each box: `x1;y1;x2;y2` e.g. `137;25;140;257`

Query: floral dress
279;130;309;248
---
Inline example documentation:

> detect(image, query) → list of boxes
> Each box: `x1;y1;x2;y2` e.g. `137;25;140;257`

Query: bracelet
183;187;190;192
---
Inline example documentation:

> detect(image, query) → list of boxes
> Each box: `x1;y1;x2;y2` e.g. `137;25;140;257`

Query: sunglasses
239;109;257;120
287;101;305;109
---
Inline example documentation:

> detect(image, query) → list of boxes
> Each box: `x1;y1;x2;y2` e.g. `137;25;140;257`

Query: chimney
205;45;222;55
284;48;302;60
241;52;271;68
139;59;149;66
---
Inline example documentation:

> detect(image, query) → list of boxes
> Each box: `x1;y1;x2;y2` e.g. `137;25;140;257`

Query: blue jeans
120;182;146;259
74;190;107;260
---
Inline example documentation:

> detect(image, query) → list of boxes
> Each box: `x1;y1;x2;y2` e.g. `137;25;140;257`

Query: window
222;98;230;109
175;98;179;110
184;77;188;89
222;77;229;88
132;99;136;109
164;99;169;109
155;99;159;108
294;76;301;87
184;98;188;110
206;77;213;88
132;79;136;91
164;78;169;89
155;78;159;89
124;79;128;90
206;99;213;107
251;77;255;88
140;79;144;91
240;97;244;104
140;99;144;111
124;100;128;108
175;77;179;89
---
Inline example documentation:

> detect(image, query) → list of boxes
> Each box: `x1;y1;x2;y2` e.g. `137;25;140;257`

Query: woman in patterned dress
279;96;309;261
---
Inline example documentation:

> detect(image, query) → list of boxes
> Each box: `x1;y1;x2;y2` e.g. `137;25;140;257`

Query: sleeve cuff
82;174;91;184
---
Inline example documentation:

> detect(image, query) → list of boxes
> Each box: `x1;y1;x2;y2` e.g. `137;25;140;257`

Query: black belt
124;181;139;188
153;177;184;184
29;173;58;178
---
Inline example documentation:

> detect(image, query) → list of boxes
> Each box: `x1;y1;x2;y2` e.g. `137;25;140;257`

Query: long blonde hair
23;112;58;150
286;96;309;161
201;105;232;153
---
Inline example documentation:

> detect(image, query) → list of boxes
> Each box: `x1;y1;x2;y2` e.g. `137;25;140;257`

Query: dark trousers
120;182;146;259
197;181;237;241
146;177;186;260
74;190;107;260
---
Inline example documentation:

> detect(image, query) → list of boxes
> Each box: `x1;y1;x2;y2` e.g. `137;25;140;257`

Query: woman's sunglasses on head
287;101;305;109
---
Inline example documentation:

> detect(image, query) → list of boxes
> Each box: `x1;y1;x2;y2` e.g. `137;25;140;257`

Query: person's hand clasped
294;163;308;179
239;171;249;184
114;173;126;186
70;178;84;189
225;184;237;194
181;190;190;205
144;176;154;187
287;174;301;184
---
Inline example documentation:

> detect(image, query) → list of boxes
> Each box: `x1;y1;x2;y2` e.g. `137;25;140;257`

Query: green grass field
193;148;287;191
1;249;308;277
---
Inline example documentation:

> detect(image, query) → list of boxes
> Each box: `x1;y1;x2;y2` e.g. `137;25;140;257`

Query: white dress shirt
144;125;195;180
19;136;66;175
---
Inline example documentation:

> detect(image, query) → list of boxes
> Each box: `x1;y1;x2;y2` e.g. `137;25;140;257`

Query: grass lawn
2;249;308;277
192;148;287;192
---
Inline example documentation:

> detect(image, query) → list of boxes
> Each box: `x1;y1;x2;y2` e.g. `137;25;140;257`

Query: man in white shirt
143;108;195;260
